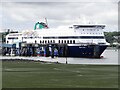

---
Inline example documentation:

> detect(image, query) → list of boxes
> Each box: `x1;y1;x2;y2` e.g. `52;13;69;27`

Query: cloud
1;1;118;32
1;0;119;3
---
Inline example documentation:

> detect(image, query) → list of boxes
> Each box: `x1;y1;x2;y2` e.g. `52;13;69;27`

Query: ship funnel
34;21;48;30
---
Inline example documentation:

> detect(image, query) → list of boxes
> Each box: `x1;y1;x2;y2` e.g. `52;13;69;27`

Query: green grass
2;60;118;88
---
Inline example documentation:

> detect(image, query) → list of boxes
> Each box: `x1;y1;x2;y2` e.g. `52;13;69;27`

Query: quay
1;42;105;58
1;42;68;58
0;49;118;65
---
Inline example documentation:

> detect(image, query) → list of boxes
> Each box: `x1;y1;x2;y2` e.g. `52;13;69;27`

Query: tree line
104;31;120;44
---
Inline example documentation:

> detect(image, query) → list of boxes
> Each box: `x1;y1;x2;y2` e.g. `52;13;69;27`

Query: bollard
51;45;54;58
44;49;46;57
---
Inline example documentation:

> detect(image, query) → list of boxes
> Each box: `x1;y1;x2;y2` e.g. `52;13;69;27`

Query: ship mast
45;18;48;28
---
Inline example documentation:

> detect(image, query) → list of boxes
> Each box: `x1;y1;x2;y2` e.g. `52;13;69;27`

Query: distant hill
0;33;2;38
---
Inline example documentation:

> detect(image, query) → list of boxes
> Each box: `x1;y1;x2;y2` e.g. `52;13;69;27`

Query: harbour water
67;49;119;65
1;49;119;65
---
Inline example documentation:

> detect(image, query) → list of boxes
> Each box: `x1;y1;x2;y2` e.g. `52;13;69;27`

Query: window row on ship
79;33;103;34
22;36;105;39
79;29;102;31
82;29;100;31
7;36;105;40
33;40;76;44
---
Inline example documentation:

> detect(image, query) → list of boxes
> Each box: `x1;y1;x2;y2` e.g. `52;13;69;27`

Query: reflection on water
1;49;119;65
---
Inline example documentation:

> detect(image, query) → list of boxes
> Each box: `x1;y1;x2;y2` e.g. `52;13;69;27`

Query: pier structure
1;42;102;58
1;42;68;58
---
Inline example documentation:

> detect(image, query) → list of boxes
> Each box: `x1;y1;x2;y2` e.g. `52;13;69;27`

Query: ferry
6;21;109;58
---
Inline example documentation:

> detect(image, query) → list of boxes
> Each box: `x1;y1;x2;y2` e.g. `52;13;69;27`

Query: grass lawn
2;60;118;88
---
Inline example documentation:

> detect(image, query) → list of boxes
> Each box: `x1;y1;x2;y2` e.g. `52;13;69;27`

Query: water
1;49;119;65
66;49;118;65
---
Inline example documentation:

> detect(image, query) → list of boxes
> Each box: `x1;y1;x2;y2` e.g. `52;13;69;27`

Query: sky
0;0;119;32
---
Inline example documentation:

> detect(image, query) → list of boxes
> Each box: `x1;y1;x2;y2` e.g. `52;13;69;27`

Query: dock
1;42;68;58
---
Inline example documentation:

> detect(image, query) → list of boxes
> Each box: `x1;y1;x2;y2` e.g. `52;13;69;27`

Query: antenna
45;18;48;27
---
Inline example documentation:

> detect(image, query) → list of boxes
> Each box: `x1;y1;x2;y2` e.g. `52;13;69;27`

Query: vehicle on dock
5;21;109;58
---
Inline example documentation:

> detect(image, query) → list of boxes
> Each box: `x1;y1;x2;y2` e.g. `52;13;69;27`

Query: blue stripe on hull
67;45;107;58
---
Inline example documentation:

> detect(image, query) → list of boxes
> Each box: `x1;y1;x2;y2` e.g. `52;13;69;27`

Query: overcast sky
0;0;119;32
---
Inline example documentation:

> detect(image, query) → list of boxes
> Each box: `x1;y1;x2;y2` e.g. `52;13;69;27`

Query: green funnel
34;22;44;30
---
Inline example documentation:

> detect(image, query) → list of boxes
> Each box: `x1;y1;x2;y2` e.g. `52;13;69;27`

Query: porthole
64;40;66;43
45;40;47;43
67;40;69;44
35;40;37;43
48;40;49;43
58;40;60;43
40;40;41;43
53;40;55;43
61;40;63;43
73;40;75;44
50;40;52;43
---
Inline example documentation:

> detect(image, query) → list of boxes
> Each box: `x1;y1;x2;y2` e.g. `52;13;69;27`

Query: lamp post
66;57;68;64
65;44;68;64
